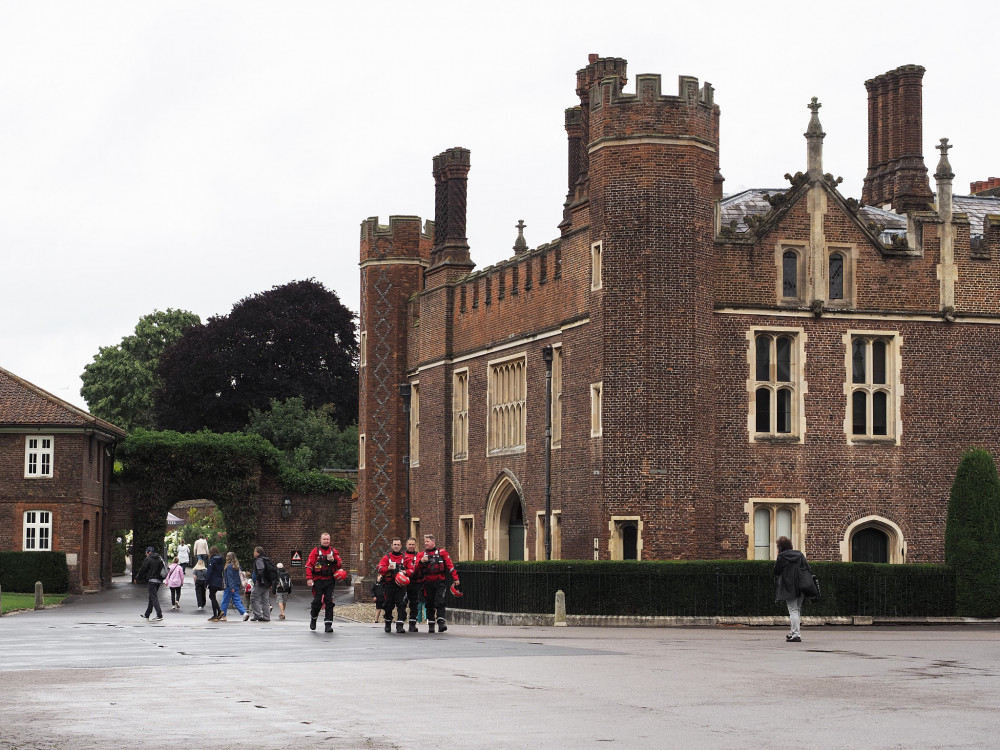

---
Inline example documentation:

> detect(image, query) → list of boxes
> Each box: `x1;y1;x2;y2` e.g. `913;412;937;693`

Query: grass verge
1;593;68;615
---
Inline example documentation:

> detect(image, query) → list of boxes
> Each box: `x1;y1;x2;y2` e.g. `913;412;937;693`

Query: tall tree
245;397;358;472
155;279;358;433
80;309;201;431
945;447;1000;617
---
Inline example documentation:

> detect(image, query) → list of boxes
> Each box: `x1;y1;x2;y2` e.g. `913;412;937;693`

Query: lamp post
398;382;412;537
542;345;554;560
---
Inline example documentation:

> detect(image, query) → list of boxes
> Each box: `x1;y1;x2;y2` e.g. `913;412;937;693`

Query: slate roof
721;189;999;243
0;365;126;437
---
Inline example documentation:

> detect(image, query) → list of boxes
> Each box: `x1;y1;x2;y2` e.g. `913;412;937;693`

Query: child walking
165;556;185;609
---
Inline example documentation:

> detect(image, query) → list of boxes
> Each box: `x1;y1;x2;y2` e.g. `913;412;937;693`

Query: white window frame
24;436;54;478
453;369;469;461
487;353;527;455
744;498;808;560
591;241;603;291
358;433;366;470
590;382;603;438
409;381;420;466
844;331;902;444
23;510;52;550
747;326;807;443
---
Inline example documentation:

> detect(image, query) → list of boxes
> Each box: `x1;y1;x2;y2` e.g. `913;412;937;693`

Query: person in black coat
205;546;225;621
136;547;164;622
773;536;810;643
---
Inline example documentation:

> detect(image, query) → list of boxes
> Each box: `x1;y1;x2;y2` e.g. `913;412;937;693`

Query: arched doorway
851;527;889;563
485;472;527;561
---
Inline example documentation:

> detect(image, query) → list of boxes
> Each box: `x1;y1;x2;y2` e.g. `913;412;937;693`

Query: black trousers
208;586;222;618
144;581;162;618
422;580;448;622
310;579;336;622
195;581;207;608
170;587;181;604
407;584;421;622
383;583;407;622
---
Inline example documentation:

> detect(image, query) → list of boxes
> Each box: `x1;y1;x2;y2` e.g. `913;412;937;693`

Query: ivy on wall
117;429;353;569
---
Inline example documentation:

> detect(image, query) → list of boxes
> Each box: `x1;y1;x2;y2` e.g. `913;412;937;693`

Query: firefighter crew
403;536;422;632
410;534;460;633
305;531;348;633
377;537;414;633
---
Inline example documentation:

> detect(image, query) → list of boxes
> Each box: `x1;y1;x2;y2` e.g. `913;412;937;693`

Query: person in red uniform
410;534;459;633
403;536;421;632
377;537;413;634
306;531;347;633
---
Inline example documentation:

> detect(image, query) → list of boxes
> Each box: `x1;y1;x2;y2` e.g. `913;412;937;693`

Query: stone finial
513;219;528;255
805;97;826;177
935;138;955;181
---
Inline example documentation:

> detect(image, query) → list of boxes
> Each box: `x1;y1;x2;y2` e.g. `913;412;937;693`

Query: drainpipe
542;346;554;560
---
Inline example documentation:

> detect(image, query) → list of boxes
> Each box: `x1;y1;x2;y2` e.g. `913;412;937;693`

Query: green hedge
0;552;70;594
453;560;955;618
111;532;128;576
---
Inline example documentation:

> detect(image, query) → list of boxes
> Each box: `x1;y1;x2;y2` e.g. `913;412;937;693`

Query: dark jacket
206;554;225;589
774;549;809;601
137;552;164;582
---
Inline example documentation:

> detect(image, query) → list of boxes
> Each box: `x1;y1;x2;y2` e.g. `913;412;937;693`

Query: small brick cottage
0;366;126;592
355;55;1000;574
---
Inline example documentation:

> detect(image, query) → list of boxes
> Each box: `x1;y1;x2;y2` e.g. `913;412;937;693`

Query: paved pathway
1;577;999;749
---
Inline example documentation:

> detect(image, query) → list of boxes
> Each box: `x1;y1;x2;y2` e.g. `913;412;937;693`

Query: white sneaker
139;614;148;621
151;615;163;622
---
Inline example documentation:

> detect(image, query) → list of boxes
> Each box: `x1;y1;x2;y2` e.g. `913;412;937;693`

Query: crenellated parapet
359;215;434;264
452;240;562;315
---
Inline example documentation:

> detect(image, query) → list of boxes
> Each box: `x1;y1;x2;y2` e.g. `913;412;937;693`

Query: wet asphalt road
2;577;999;749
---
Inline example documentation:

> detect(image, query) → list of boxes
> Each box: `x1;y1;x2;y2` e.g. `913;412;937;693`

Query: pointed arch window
782;251;798;298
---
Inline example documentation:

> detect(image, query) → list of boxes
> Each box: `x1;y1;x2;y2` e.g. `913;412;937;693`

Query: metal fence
453;564;956;618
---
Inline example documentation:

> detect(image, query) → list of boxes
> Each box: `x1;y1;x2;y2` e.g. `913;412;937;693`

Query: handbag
797;565;820;599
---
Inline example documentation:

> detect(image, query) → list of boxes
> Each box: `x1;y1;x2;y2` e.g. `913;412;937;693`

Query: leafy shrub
0;552;70;593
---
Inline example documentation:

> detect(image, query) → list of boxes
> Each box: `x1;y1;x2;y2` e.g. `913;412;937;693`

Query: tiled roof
0;365;126;437
954;194;1000;238
720;188;907;239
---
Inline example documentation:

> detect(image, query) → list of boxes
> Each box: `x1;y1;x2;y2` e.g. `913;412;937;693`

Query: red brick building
356;56;1000;575
0;366;126;592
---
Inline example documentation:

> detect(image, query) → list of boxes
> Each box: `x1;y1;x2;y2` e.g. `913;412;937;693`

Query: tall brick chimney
861;65;934;212
427;147;474;281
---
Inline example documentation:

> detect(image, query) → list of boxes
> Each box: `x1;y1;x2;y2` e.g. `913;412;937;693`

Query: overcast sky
1;1;996;412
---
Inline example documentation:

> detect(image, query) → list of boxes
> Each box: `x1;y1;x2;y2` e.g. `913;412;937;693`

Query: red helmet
450;583;463;597
395;572;410;587
334;569;348;582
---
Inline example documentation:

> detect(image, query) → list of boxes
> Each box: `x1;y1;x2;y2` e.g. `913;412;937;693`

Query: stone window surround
452;368;469;462
591;241;603;291
458;514;475;561
551;344;563;449
358;433;365;470
590;382;603;438
839;515;906;563
23;509;53;551
535;509;562;561
744;497;809;560
409;381;420;467
24;435;54;478
487;353;527;456
746;326;807;444
609;515;642;560
825;244;858;309
775;242;807;306
843;329;903;445
360;330;367;368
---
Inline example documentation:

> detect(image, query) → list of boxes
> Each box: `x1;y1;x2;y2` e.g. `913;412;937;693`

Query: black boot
396;621;405;633
324;621;333;633
408;620;418;632
428;622;435;633
310;616;317;631
384;620;392;633
437;617;448;633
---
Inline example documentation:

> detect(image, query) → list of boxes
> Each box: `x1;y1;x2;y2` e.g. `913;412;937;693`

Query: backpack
157;555;168;580
194;567;207;583
260;556;279;587
276;571;292;593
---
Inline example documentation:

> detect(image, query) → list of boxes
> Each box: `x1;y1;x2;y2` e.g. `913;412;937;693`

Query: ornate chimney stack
428;147;474;276
861;65;933;212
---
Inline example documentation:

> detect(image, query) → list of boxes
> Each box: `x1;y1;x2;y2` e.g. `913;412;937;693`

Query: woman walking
164;556;185;609
774;536;811;643
219;551;250;622
206;546;225;621
192;558;208;611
